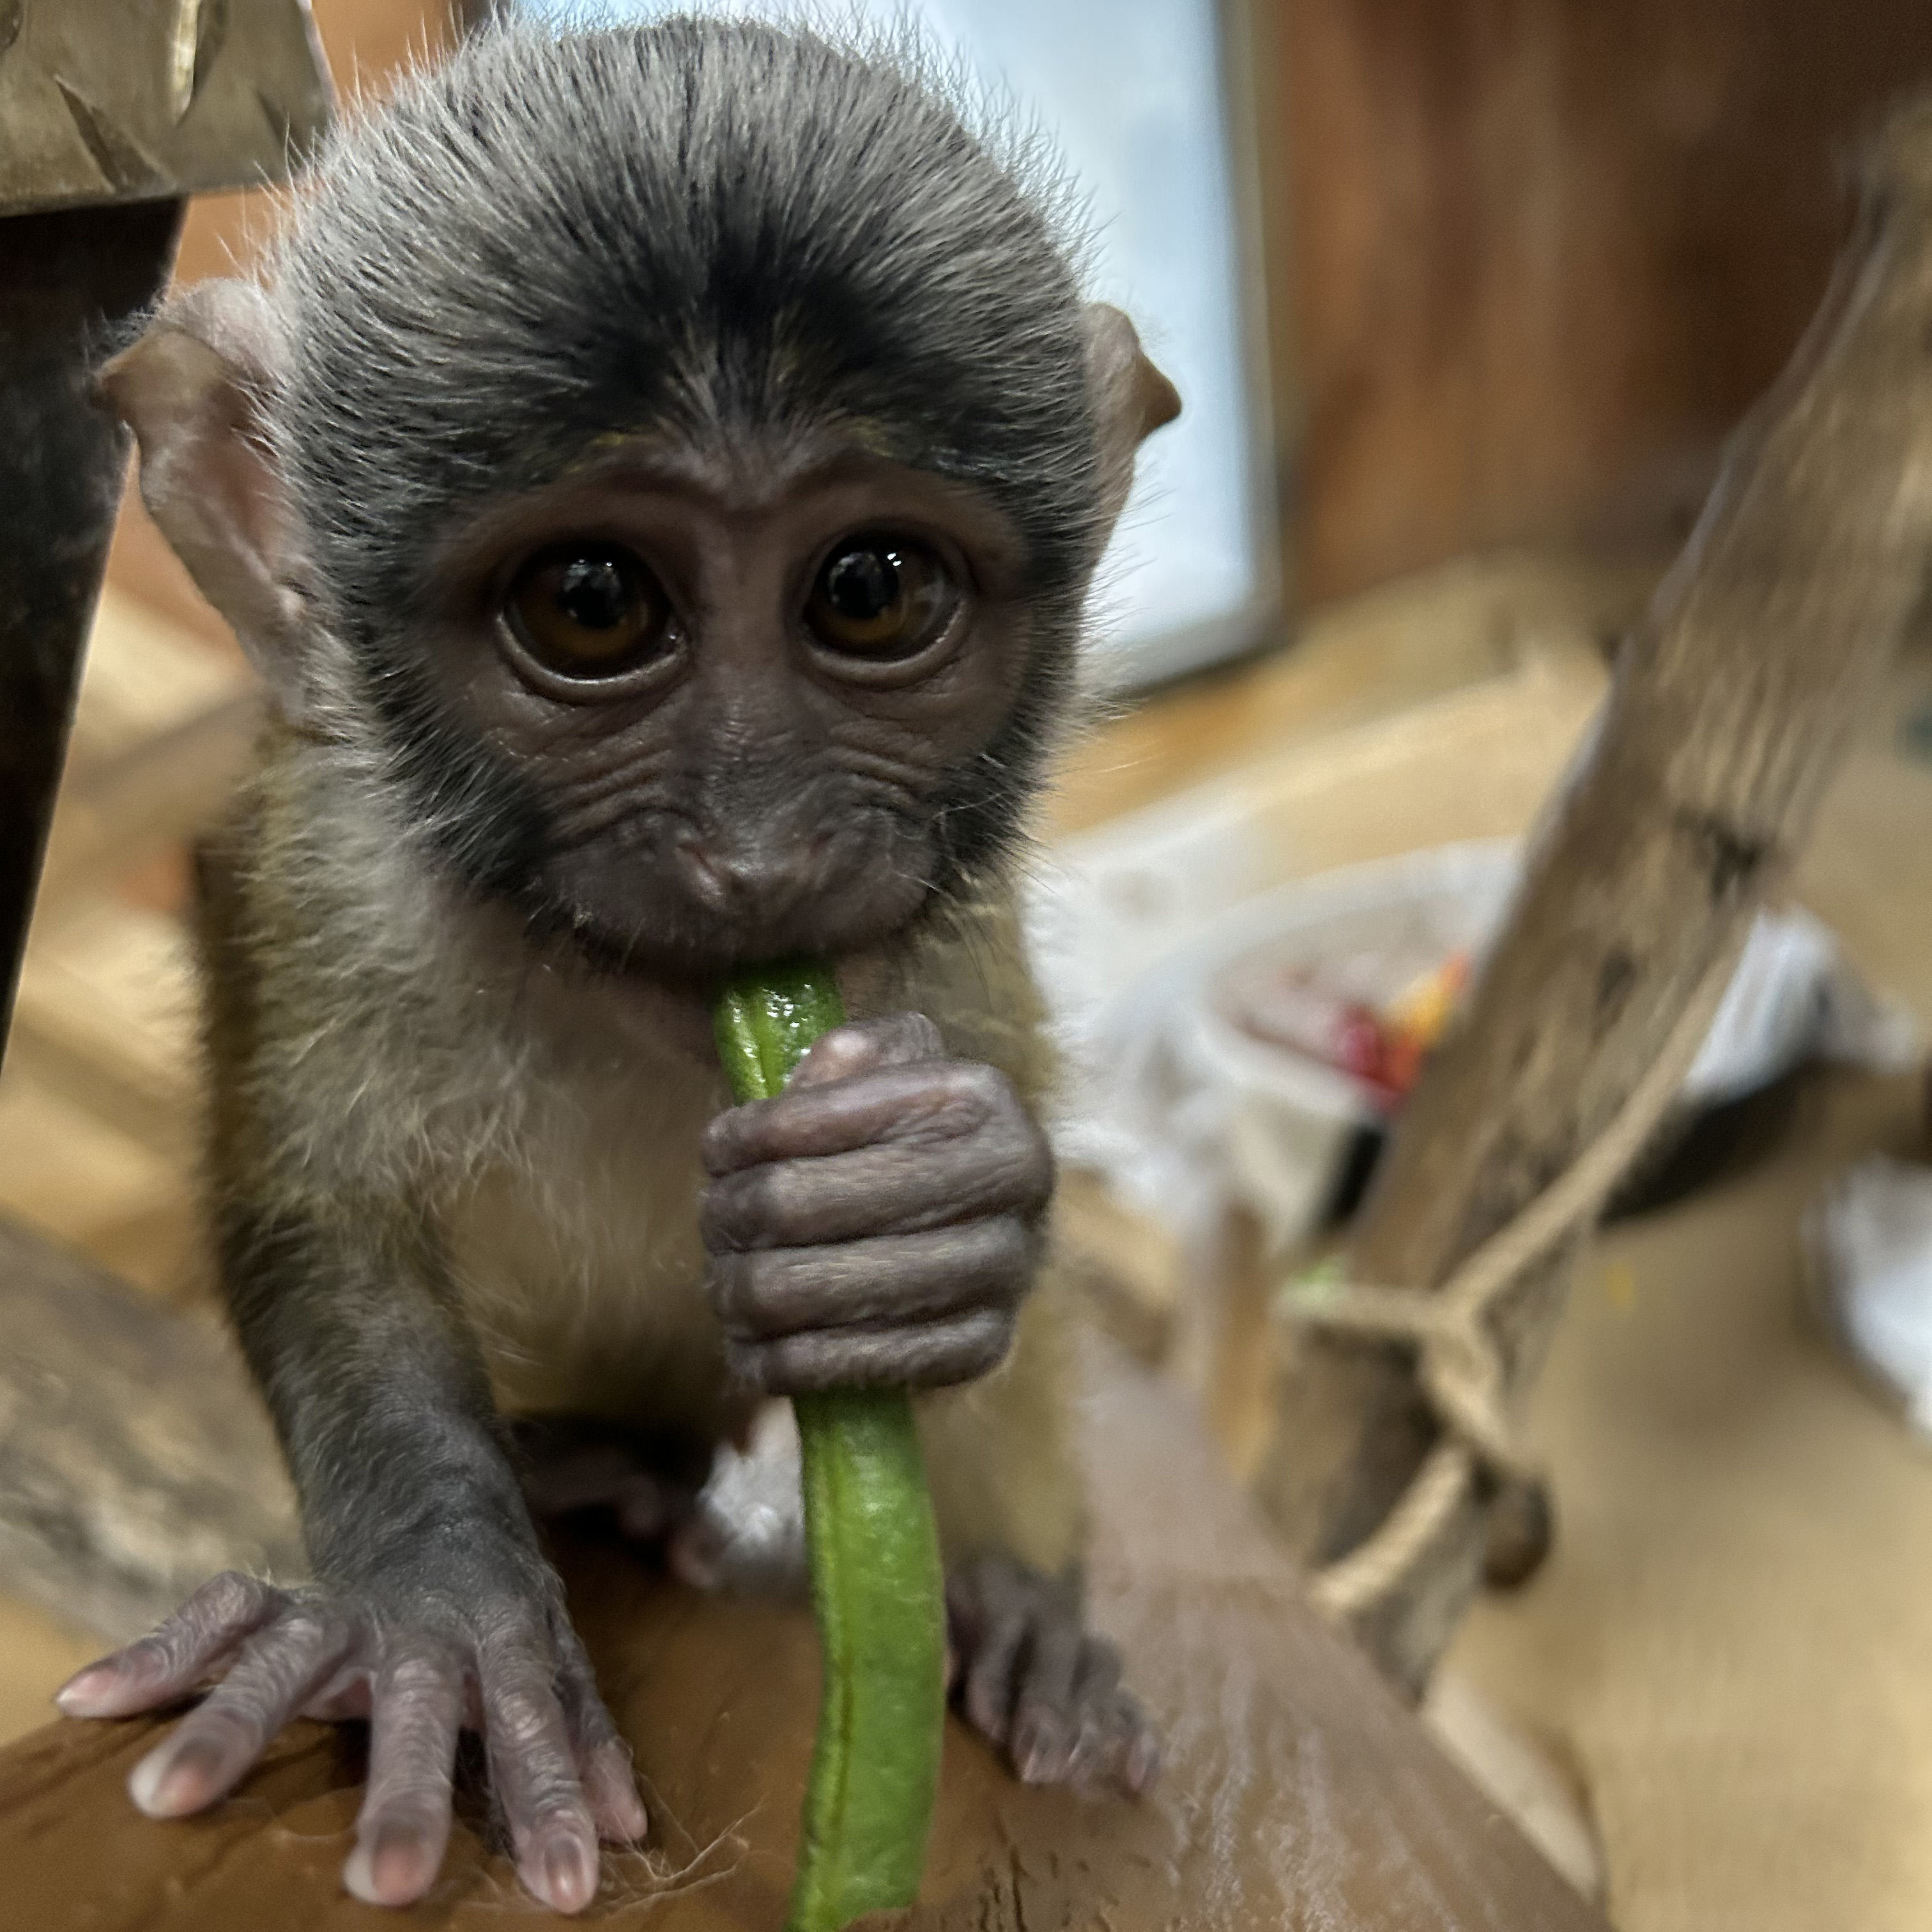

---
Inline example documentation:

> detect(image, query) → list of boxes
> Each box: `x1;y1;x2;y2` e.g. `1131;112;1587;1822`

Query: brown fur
199;714;1085;1577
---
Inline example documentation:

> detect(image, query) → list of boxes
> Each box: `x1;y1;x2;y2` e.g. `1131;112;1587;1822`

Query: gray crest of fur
259;13;1108;895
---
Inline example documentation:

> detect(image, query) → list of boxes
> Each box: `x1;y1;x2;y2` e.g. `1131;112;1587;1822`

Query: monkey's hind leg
918;1293;1160;1794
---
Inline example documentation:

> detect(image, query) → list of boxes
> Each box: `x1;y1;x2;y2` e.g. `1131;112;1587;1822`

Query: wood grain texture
1254;103;1932;1685
0;1218;301;1644
0;1335;1600;1931
1278;0;1932;601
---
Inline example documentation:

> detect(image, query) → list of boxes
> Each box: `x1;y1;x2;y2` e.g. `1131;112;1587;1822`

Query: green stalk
712;960;946;1932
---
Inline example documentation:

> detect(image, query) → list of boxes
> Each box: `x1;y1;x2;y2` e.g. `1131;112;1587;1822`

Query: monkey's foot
946;1553;1159;1794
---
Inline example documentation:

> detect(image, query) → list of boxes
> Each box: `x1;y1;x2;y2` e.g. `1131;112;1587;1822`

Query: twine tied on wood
1278;933;1750;1623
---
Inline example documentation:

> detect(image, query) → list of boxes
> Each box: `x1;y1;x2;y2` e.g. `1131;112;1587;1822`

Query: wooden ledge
0;1325;1601;1930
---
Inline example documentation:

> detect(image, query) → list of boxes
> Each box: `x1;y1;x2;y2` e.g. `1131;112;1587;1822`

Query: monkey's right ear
1084;304;1183;535
98;280;311;718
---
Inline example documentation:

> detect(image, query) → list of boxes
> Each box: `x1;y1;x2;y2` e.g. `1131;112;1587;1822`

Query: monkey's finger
704;1138;1046;1257
127;1609;355;1818
342;1652;463;1908
1063;1639;1124;1779
731;1307;1013;1396
785;1013;944;1089
57;1571;284;1719
956;1594;1030;1750
704;1053;1012;1178
1009;1612;1084;1785
552;1623;650;1844
476;1639;604;1914
1091;1688;1162;1796
712;1220;1032;1340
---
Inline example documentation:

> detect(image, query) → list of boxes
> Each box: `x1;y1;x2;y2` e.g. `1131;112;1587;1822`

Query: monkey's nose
675;839;816;919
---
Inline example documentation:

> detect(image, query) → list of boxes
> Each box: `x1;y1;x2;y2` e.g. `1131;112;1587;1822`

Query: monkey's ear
98;280;311;717
1083;304;1183;531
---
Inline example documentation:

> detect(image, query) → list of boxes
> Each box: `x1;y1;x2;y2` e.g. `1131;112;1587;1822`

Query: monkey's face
413;436;1045;979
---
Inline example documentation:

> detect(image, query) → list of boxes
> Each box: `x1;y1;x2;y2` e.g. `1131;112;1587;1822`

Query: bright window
518;1;1274;685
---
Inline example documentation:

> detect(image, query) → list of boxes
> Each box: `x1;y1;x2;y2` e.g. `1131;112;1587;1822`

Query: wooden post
1253;102;1932;1688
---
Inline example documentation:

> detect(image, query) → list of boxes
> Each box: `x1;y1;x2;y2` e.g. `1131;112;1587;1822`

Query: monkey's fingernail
55;1662;123;1714
129;1739;223;1816
1014;1715;1067;1785
346;1820;438;1906
1124;1729;1161;1794
540;1836;597;1912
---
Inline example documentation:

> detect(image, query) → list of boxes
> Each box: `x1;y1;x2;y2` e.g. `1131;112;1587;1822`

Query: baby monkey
61;16;1179;1916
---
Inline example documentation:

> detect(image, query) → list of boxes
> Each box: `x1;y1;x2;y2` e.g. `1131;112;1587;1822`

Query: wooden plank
0;1321;1602;1929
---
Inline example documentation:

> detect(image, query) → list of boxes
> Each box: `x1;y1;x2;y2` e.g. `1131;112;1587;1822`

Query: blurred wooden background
13;0;1932;1300
9;8;1932;1919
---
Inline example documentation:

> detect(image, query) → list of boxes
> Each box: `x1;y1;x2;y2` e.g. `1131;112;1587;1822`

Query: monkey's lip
553;900;924;992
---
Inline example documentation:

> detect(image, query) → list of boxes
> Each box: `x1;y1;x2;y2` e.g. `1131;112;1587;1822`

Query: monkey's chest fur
202;754;1084;1573
445;1056;742;1438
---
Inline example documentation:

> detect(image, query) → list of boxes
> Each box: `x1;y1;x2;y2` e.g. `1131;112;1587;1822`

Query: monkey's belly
445;1153;742;1443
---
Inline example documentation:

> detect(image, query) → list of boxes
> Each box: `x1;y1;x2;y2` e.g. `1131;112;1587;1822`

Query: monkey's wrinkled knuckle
381;1648;460;1704
698;1110;747;1178
887;1011;946;1061
942;1059;1009;1118
967;1308;1018;1375
489;1685;558;1753
196;1570;276;1630
704;1250;762;1333
981;1215;1038;1300
465;1603;554;1677
702;1165;799;1250
274;1607;334;1652
914;1307;1015;1389
741;1163;807;1244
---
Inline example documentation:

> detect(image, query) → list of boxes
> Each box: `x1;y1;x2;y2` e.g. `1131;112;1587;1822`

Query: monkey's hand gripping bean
713;962;946;1932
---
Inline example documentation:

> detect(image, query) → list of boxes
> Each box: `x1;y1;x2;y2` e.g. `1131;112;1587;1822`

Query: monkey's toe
946;1553;1159;1795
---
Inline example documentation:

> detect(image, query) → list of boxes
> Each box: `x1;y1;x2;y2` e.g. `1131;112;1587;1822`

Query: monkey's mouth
528;873;935;985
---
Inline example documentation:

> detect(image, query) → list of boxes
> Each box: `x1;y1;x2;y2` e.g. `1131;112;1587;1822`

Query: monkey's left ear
98;280;312;719
1084;305;1183;532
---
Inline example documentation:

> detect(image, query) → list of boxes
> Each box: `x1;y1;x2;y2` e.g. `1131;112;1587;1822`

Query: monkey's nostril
677;840;809;917
677;843;736;913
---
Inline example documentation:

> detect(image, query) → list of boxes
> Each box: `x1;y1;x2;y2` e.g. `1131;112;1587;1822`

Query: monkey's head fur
106;15;1178;984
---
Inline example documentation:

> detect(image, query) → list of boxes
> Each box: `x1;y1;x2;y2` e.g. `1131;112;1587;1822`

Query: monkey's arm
700;1011;1154;1791
56;1207;646;1915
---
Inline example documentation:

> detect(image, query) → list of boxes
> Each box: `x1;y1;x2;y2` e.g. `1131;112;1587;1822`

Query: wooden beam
1253;103;1932;1687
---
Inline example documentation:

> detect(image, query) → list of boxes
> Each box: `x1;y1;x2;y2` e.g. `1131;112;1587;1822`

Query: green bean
712;961;946;1932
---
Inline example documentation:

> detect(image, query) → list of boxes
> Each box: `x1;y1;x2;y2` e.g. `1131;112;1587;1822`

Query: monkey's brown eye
503;544;670;679
804;535;959;661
